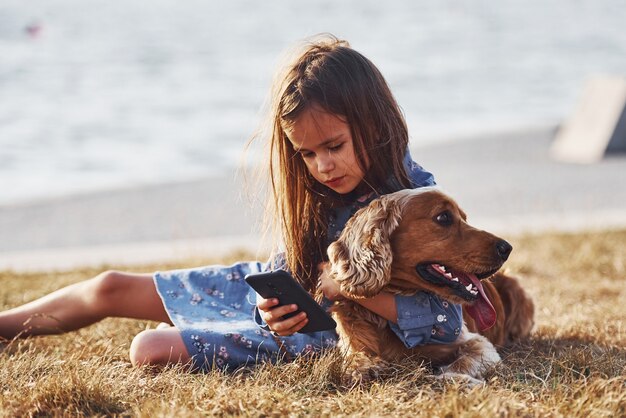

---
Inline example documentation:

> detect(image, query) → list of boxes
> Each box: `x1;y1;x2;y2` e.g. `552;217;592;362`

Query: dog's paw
343;369;367;387
342;365;381;387
436;371;485;388
441;331;501;379
341;351;388;387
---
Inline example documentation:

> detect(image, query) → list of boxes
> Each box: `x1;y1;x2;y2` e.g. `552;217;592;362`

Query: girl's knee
89;270;123;300
129;329;190;368
86;270;129;312
129;330;159;367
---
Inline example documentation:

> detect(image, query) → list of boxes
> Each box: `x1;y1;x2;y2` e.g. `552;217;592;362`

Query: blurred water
1;0;625;204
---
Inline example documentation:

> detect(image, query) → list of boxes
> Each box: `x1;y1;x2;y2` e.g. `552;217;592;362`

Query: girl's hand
318;263;398;322
318;262;344;301
257;296;308;336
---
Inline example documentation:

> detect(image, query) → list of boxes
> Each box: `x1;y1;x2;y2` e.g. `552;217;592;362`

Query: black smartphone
245;269;337;334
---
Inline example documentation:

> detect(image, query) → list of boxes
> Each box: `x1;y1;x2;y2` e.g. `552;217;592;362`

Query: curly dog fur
327;187;534;382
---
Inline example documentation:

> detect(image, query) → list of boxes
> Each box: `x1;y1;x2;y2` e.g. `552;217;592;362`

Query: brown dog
327;187;534;383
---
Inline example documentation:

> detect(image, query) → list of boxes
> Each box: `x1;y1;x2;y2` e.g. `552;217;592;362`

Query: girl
0;35;462;372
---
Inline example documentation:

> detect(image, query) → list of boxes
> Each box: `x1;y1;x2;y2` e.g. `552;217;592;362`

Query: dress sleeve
264;252;288;271
389;292;463;348
404;152;436;188
253;294;271;331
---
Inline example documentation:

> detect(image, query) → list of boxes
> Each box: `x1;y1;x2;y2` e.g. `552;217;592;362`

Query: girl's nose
317;154;334;174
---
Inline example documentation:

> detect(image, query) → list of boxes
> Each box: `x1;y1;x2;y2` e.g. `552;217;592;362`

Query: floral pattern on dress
225;333;253;349
154;261;339;372
216;346;230;368
190;334;212;353
190;293;203;305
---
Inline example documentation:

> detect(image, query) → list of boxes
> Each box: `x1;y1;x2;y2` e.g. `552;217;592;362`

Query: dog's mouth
415;263;499;331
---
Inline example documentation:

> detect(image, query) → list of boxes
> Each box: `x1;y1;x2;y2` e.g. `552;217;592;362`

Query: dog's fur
326;187;534;382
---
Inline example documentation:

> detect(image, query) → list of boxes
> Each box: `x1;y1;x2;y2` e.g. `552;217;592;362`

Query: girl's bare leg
0;270;193;368
0;270;170;339
129;327;193;368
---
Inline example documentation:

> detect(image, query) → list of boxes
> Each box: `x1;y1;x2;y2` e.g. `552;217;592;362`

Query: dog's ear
327;195;403;298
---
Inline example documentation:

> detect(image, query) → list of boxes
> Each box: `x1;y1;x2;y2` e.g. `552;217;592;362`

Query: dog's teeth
444;273;453;279
452;277;459;282
465;284;472;291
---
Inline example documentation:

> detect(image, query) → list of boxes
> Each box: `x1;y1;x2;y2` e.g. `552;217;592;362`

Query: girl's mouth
325;176;345;188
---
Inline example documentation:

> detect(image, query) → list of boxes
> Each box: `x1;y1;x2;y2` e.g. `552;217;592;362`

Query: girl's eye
434;210;453;226
300;152;314;159
328;143;343;152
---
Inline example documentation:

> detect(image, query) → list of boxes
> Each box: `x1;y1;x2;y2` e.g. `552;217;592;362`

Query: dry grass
0;230;625;417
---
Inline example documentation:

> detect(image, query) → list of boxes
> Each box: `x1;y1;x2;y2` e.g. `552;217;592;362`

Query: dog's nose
496;240;513;261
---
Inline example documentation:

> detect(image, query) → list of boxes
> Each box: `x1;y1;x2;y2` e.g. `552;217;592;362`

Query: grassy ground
0;229;624;417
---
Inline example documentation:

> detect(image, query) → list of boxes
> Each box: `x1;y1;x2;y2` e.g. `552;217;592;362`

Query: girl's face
285;106;366;195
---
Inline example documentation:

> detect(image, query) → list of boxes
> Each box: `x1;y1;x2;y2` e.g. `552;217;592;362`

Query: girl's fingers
268;311;308;335
262;304;298;323
257;297;279;311
285;316;309;334
274;316;309;336
259;301;310;336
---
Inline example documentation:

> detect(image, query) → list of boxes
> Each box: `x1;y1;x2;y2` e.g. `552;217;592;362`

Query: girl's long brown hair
254;34;412;291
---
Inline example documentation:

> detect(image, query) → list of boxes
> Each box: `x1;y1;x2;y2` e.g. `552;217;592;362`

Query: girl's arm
345;292;398;323
318;263;397;323
319;262;464;347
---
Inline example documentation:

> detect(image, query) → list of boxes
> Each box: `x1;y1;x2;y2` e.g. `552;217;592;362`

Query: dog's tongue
461;273;496;331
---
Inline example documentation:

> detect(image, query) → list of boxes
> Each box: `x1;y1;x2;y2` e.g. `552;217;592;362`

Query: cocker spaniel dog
327;187;534;383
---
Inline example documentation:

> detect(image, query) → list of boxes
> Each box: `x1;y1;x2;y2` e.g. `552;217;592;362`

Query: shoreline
2;126;626;272
3;218;625;274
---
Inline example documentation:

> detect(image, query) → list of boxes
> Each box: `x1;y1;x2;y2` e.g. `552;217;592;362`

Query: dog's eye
434;210;453;226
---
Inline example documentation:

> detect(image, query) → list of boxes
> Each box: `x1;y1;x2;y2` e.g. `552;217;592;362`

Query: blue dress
153;153;463;372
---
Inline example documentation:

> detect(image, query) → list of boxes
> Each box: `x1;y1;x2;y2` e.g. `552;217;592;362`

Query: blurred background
1;0;625;270
2;0;625;203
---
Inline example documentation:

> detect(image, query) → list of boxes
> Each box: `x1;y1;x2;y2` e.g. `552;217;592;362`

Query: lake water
1;0;625;204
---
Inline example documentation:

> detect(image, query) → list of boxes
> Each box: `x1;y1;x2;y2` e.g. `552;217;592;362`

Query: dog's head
327;187;512;331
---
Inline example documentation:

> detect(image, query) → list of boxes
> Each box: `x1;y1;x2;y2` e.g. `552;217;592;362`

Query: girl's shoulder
403;152;436;189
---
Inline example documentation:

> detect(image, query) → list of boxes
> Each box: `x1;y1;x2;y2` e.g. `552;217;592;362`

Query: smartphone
245;269;337;334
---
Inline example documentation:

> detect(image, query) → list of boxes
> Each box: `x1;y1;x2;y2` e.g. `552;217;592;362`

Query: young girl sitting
0;35;462;372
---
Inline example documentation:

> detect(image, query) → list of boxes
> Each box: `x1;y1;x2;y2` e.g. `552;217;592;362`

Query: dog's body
327;188;534;382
